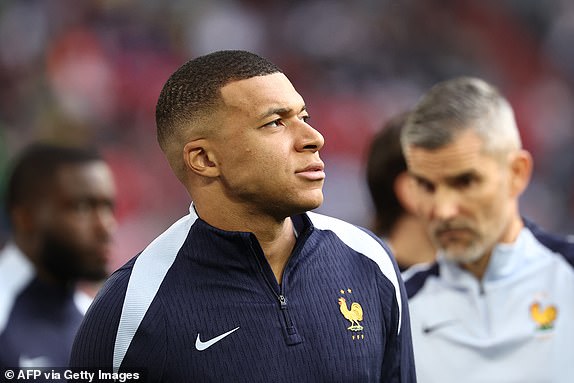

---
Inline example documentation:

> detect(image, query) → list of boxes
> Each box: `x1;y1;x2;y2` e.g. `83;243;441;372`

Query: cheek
57;214;92;239
475;182;512;224
413;190;433;217
240;146;287;172
226;142;266;165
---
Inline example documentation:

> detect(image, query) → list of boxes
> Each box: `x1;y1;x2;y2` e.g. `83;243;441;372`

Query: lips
434;226;476;245
296;162;325;181
299;162;324;173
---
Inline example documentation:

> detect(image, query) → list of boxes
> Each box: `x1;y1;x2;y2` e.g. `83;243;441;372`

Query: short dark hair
366;112;409;236
5;143;102;212
156;50;282;151
402;76;520;154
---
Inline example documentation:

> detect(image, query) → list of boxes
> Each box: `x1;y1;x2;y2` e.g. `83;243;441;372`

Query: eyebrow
445;170;479;182
410;169;478;185
258;105;307;121
410;173;431;184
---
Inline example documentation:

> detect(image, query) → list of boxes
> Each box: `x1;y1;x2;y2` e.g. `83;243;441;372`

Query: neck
460;253;492;281
461;214;524;280
256;218;297;284
194;202;297;284
387;215;435;269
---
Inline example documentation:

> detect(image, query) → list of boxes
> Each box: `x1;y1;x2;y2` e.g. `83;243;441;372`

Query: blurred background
0;0;573;270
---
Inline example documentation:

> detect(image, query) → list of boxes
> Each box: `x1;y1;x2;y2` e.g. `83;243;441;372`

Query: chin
442;245;484;264
304;196;324;211
286;199;323;217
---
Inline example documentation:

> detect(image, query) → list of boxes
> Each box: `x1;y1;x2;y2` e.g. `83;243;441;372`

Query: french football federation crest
530;302;557;331
338;288;364;333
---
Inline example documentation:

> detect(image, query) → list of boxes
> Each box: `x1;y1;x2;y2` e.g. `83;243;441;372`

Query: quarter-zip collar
438;228;541;293
186;207;313;346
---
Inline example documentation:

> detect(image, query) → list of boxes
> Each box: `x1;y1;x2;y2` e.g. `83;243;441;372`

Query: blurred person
70;50;416;382
0;143;117;369
401;76;574;383
366;112;435;271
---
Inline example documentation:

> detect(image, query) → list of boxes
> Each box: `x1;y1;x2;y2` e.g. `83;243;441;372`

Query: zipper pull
278;294;302;344
279;294;287;309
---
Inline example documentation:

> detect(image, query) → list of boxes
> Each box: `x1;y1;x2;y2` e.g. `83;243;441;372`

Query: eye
451;174;478;189
300;114;311;123
69;199;92;215
262;119;284;128
415;178;435;194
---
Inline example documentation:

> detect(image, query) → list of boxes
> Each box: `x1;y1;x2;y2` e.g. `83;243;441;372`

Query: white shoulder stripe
73;290;93;315
0;243;34;334
113;208;197;371
307;212;402;333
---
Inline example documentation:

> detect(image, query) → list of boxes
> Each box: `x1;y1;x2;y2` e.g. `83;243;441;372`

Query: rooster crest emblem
530;302;557;331
338;296;364;332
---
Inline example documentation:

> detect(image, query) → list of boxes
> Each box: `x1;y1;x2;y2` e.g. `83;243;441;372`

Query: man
401;76;574;383
366;112;435;271
70;50;416;382
0;143;117;369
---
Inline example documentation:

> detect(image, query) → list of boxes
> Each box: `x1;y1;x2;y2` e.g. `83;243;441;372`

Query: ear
183;139;220;178
394;172;418;213
508;149;532;197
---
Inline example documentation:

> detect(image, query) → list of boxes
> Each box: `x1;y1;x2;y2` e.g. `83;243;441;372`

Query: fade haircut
5;143;102;213
366;112;410;236
401;77;521;156
155;50;282;178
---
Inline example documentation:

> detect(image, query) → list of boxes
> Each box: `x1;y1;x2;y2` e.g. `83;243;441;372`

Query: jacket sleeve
397;266;417;383
379;240;417;383
68;268;131;369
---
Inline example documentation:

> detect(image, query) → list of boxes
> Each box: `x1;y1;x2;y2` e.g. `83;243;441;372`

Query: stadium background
0;0;573;270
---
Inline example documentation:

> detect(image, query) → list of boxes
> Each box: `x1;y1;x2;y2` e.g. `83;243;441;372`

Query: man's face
210;72;325;219
404;130;515;264
35;161;117;282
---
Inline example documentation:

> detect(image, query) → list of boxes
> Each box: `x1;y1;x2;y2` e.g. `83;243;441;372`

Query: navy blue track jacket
70;206;416;382
0;243;90;370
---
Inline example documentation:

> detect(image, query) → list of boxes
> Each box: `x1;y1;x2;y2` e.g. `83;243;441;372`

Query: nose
295;119;325;152
429;187;460;221
94;206;117;239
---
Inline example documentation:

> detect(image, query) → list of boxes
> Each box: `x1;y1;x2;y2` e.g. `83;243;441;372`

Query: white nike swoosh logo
195;327;240;351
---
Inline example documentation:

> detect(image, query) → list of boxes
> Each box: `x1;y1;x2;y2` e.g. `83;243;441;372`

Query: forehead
52;162;116;199
219;72;304;116
404;130;497;179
